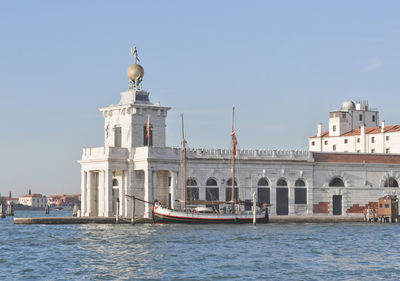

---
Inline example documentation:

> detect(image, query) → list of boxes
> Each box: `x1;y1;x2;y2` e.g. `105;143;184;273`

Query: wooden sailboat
153;108;268;223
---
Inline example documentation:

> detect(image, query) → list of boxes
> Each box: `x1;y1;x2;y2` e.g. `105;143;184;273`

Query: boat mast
231;106;236;212
181;113;187;210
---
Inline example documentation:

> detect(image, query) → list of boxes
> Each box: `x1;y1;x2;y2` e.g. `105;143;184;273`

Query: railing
82;147;129;160
82;146;312;161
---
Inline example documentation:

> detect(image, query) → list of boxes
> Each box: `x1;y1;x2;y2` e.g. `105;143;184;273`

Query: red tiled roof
313;152;400;164
21;193;44;198
310;124;400;138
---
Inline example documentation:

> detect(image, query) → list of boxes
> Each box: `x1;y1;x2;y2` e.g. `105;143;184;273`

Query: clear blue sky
1;1;400;197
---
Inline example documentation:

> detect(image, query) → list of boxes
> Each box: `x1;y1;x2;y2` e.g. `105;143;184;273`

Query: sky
1;1;400;197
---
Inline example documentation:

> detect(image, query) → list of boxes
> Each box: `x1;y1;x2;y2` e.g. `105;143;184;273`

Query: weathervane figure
130;46;140;64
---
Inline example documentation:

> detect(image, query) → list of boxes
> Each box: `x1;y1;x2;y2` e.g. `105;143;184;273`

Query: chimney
360;124;366;153
381;120;385;133
317;123;322;137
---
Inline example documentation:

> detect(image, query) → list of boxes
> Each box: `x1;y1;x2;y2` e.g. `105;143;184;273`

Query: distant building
19;194;47;208
5;197;19;205
309;100;400;153
48;194;80;207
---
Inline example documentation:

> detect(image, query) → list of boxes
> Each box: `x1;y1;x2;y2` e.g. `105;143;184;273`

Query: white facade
309;100;400;154
80;63;400;218
18;194;47;208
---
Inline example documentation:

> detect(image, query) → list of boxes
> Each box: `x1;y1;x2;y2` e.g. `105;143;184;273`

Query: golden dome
127;64;144;81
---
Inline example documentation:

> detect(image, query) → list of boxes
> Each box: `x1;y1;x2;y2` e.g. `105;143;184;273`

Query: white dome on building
342;101;355;111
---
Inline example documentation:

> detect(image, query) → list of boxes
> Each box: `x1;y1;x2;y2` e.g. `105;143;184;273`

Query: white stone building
18;194;47;208
79;58;400;218
309;100;400;153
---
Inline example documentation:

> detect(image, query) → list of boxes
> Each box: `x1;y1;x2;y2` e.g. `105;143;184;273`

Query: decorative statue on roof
127;45;144;90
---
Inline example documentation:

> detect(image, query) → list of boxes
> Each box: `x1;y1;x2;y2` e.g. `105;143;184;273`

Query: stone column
81;170;87;216
170;171;177;209
144;168;152;218
270;184;276;216
120;170;126;217
289;185;295;215
125;166;132;217
104;169;112;217
87;171;92;216
98;170;104;216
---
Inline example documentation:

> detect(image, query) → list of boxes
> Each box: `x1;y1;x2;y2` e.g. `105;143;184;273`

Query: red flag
232;130;237;156
146;115;150;138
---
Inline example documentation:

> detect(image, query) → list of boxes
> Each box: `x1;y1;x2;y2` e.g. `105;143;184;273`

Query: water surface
1;211;400;280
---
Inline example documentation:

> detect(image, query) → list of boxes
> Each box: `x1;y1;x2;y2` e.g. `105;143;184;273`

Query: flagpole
231;106;235;213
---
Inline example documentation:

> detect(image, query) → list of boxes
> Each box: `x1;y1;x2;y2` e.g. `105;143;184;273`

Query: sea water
1;211;400;280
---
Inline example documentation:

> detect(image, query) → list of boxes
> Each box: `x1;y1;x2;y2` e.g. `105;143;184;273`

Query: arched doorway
257;178;270;206
276;178;288;215
329;177;344;216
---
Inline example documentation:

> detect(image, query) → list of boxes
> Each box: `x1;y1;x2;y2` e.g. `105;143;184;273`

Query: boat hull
153;207;267;224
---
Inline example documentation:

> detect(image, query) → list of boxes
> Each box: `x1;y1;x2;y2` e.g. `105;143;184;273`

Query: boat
153;108;268;223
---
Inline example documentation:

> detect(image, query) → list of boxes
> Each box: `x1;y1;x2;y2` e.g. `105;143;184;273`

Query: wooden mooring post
0;204;5;218
115;198;120;224
131;196;136;225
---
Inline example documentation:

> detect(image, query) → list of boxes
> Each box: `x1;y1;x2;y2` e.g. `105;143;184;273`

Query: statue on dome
127;45;144;90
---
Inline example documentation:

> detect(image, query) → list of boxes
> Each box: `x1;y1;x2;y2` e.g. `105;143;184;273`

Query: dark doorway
332;195;342;215
276;188;288;215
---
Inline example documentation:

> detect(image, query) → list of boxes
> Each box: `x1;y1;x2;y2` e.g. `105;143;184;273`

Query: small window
324;140;328;145
385;204;390;208
357;138;360;143
386;136;390;141
371;149;375;153
333;125;336;132
112;179;119;186
114;127;122;147
386;148;390;154
371;137;375;143
372;115;376;122
359;114;363;121
333;145;336;151
379;203;383;208
344;139;348;144
311;141;315;146
342;113;346;118
143;124;153;146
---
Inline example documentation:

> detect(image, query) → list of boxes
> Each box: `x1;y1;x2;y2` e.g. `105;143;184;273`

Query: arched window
258;178;270;205
186;178;197;186
226;178;237;186
277;178;287;186
226;178;238;202
186;178;198;201
112;179;119;186
206;178;219;210
295;179;306;204
206;178;217;186
384;177;399;187
329;177;344;187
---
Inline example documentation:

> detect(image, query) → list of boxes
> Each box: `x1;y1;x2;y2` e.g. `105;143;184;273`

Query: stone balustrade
83;146;312;162
82;147;129;160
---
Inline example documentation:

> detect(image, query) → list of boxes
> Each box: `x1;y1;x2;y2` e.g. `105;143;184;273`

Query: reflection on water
1;211;400;280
